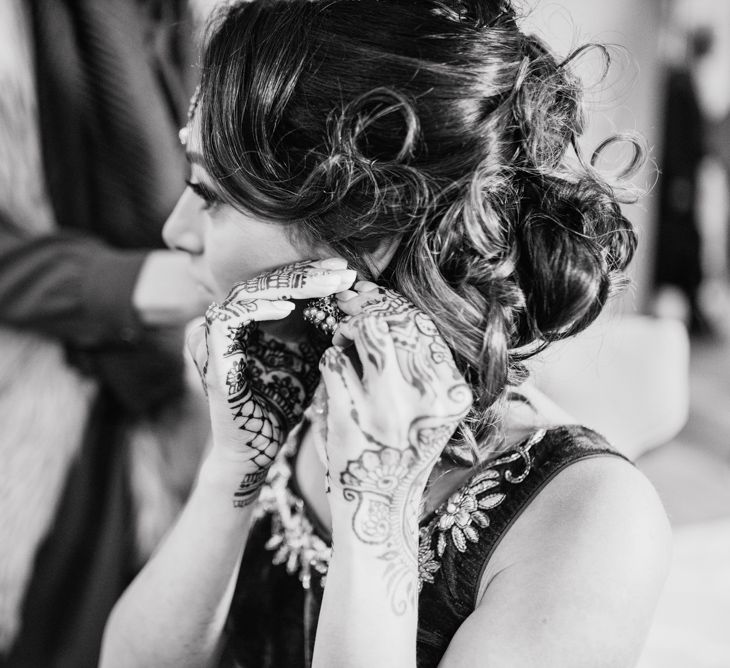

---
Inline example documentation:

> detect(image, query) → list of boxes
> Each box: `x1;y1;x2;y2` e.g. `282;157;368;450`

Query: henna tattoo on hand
359;289;462;395
338;416;463;616
206;299;262;324
323;293;473;613
242;269;307;297
204;293;325;508
233;469;270;508
219;324;324;508
224;260;335;301
223;321;257;357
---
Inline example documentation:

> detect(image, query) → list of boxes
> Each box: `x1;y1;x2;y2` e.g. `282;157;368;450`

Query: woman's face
163;115;324;302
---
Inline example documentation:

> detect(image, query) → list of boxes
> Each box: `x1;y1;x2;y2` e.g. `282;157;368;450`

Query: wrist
327;528;420;623
196;451;271;508
328;501;419;556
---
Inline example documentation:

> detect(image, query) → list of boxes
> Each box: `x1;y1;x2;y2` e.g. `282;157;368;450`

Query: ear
362;235;402;278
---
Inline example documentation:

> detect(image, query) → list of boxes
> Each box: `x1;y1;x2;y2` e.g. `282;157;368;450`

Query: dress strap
415;425;629;664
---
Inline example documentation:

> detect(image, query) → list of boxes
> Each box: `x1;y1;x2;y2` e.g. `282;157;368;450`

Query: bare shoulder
440;451;672;668
509;454;673;567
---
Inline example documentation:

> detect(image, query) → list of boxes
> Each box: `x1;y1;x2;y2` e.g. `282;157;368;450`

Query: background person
0;1;210;666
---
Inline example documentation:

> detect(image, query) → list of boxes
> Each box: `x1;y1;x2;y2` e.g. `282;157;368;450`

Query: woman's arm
312;292;472;667
438;456;672;667
101;259;356;668
100;453;258;668
313;507;420;668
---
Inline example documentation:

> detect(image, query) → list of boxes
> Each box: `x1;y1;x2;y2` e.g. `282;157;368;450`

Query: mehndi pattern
256;428;546;591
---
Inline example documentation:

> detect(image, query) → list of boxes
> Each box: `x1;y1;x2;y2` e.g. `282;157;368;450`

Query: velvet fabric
224;425;628;667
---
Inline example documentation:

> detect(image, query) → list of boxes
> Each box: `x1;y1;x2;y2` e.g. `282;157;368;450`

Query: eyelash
185;179;221;211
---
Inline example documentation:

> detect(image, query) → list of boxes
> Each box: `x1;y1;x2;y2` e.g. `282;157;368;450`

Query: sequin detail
421;429;546;567
418;527;441;591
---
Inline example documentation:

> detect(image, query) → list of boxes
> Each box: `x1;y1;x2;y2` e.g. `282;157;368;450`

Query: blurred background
0;0;728;666
524;1;730;666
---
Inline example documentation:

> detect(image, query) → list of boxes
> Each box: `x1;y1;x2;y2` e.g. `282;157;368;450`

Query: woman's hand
315;287;472;613
188;258;355;506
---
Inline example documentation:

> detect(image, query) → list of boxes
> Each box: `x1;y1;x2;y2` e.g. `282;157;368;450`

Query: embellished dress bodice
222;425;629;668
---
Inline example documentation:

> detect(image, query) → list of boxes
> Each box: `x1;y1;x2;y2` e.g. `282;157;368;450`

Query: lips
196;282;215;298
188;264;216;297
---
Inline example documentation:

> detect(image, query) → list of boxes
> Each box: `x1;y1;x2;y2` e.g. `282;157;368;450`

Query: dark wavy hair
196;0;643;457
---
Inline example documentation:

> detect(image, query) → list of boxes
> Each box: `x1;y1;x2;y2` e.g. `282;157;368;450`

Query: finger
225;264;356;303
337;314;399;390
335;289;358;302
335;287;386;317
317;257;349;270
359;287;413;318
319;345;366;418
331;315;353;348
204;298;295;327
353;280;379;292
185;318;209;390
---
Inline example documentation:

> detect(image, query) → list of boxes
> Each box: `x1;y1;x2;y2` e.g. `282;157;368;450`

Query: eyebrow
185;150;205;165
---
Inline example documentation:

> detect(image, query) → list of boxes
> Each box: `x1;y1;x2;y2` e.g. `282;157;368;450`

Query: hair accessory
178;85;202;145
302;295;343;335
186;84;202;123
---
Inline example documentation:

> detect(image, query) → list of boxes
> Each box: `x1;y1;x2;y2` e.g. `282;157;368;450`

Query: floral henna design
358;289;462;394
206;298;324;508
322;299;472;612
224;331;324;472
223;321;256;357
247;329;324;431
341;447;417;543
337;414;464;615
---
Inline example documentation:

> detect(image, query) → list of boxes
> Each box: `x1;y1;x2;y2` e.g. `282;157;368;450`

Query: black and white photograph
0;0;728;666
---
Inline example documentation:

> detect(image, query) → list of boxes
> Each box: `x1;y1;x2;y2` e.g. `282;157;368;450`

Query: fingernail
336;290;358;302
273;301;296;311
337;270;357;290
320;258;348;269
354;280;378;292
310;272;341;285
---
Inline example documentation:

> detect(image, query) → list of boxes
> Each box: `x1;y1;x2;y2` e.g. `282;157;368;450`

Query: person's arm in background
0;221;209;347
0;0;207;414
0;219;210;412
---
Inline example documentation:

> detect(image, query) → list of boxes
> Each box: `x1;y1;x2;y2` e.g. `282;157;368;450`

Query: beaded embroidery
255;425;331;590
256;427;546;591
417;428;546;588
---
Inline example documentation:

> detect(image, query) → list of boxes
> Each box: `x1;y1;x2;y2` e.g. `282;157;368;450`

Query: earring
303;295;343;336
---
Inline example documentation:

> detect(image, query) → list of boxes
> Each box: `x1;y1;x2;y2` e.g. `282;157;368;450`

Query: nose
162;188;204;254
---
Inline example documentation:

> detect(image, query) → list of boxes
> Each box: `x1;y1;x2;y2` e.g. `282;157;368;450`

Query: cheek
204;218;317;298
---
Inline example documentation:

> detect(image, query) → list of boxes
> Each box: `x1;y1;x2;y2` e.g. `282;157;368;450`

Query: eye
185;178;223;211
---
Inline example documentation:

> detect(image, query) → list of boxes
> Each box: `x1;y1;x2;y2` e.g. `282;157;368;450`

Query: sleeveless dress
222;425;629;668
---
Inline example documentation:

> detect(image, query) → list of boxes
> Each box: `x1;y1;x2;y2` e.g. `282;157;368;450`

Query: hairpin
179;85;202;145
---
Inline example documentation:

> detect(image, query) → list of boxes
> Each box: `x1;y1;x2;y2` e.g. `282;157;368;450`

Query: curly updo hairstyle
197;0;642;457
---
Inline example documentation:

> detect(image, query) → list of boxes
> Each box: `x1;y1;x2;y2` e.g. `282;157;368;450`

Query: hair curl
197;0;643;457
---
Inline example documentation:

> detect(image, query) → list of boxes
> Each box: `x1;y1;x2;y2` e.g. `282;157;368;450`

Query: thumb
186;317;209;392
